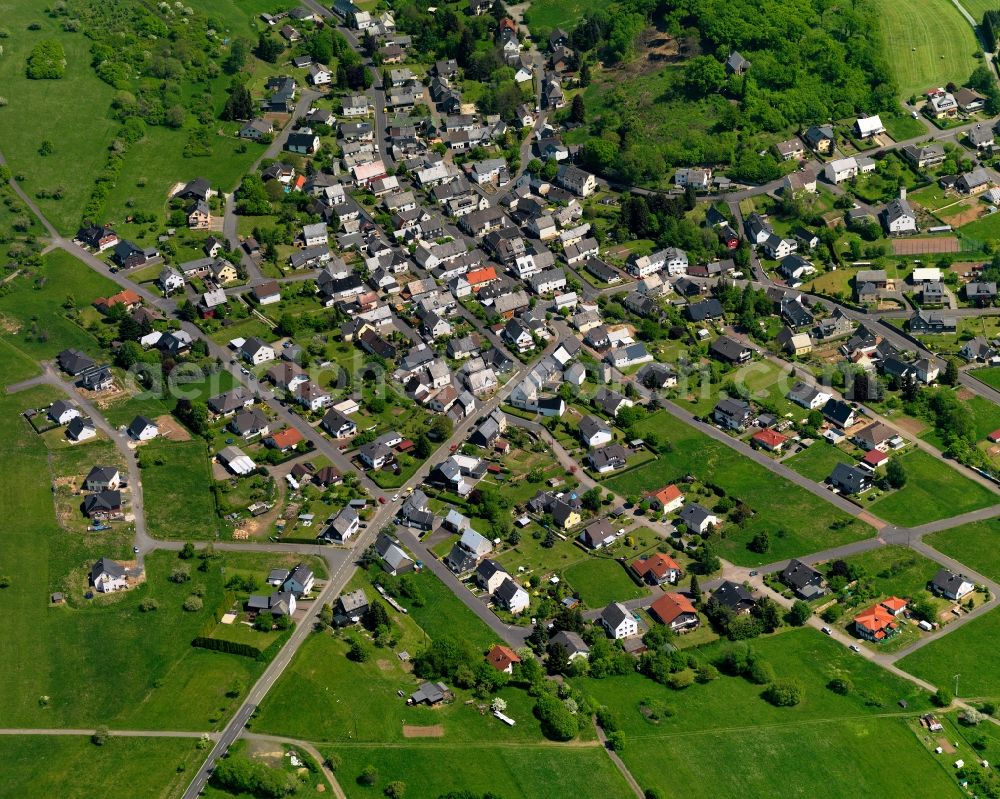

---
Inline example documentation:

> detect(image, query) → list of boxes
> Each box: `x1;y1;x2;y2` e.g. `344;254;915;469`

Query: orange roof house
486;644;521;673
751;428;789;452
988;429;1000;443
267;427;304;451
94;289;142;313
646;484;684;513
467;266;498;291
649;592;699;631
632;552;683;585
853;603;898;641
880;596;908;616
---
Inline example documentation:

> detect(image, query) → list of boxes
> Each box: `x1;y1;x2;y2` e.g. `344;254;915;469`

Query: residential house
679;503;718;534
714;398;752;431
827;462;872;494
600;602;638;639
319;506;360;543
632;553;683;586
647;484;684;514
780;559;827;600
929;568;975;601
711;581;756;615
127;415;159;441
649;593;700;632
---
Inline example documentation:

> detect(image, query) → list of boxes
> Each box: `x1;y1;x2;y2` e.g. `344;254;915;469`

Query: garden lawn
605;410;868;565
562;556;647;608
578;628;948;797
328;743;632;799
870;449;996;526
0;250;120;361
925;518;1000;581
404;568;499;652
840;545;946;601
899;607;1000;699
878;0;980;99
957;208;1000;243
139;439;220;540
785;441;853;482
2;735;204;799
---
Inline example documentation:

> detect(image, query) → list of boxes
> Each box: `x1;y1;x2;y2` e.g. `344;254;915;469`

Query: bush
139;598;158;612
763;679;803;707
666;670;694;690
26;40;66;79
607;730;626;751
170;566;191;583
535;692;578;741
747;659;775;686
932;688;953;708
827;677;853;695
695;664;719;683
183;595;203;612
960;708;985;726
91;726;110;746
358;765;378;786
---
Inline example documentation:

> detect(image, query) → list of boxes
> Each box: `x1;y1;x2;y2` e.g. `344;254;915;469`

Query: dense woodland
571;0;900;185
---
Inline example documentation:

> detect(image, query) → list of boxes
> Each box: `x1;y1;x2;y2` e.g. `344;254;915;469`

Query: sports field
878;0;981;99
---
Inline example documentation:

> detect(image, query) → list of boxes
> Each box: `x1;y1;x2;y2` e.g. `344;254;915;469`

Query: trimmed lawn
578;629;946;798
840;545;946;602
404;568;499;653
3;735;203;799
785;441;854;482
139;439;220;540
561;556;647;608
899;607;1000;699
605;410;868;565
878;0;980;99
327;744;633;799
871;449;996;526
926;518;1000;581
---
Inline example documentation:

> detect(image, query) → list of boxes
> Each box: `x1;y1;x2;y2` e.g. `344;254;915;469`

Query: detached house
632;553;683;586
929;568;975;601
649;593;699;632
600;602;638;639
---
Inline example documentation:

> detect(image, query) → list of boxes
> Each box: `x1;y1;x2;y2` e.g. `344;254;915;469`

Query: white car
849;644;861;653
391;493;400;502
821;627;832;635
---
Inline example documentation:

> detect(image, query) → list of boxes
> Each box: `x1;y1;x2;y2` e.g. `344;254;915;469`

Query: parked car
821;627;832;635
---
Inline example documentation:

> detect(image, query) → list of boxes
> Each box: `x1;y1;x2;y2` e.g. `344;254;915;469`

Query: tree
579;60;591;86
764;679;803;707
255;33;284;63
221;84;254;121
179;542;196;560
569;94;586;124
224;38;251;74
385;781;407;798
26;40;66;79
886;459;907;489
942;358;960;386
347;635;371;662
787;600;811;626
534;692;578;740
932;687;953;707
91;726;110;746
365;600;392;632
430;414;453;440
414;434;432;459
747;532;770;553
684;55;726;95
114;340;144;370
689;574;702;604
582;486;602;511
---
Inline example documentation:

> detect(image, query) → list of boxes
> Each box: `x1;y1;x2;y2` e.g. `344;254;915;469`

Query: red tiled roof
648;484;682;506
95;289;142;309
486;644;521;671
854;603;897;633
649;592;697;625
863;449;888;467
467;266;498;288
269;428;303;449
988;429;1000;443
632;552;681;580
752;428;789;449
881;596;908;613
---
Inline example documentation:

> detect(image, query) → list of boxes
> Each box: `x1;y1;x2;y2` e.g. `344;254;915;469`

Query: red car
378;496;387;505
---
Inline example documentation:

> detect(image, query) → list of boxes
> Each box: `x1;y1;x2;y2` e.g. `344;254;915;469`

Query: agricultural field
578;629;950;799
926;518;1000;581
3;735;204;799
878;0;981;99
605;410;869;565
870;449;996;526
138;439;220;540
899;607;1000;699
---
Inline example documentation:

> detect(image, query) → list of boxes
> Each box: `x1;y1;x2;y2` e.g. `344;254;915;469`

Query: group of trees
26;40;66;79
211;754;295;799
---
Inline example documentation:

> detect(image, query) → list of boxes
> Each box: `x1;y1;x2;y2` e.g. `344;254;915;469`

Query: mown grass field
139;439;220;540
0;5;118;233
578;628;950;798
0;249;119;361
926;518;1000;580
899;607;1000;699
605;410;869;565
328;743;633;799
878;0;981;99
0;383;316;729
871;449;996;526
784;441;854;483
561;556;648;608
524;0;606;33
840;545;946;602
971;366;1000;391
3;735;204;799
